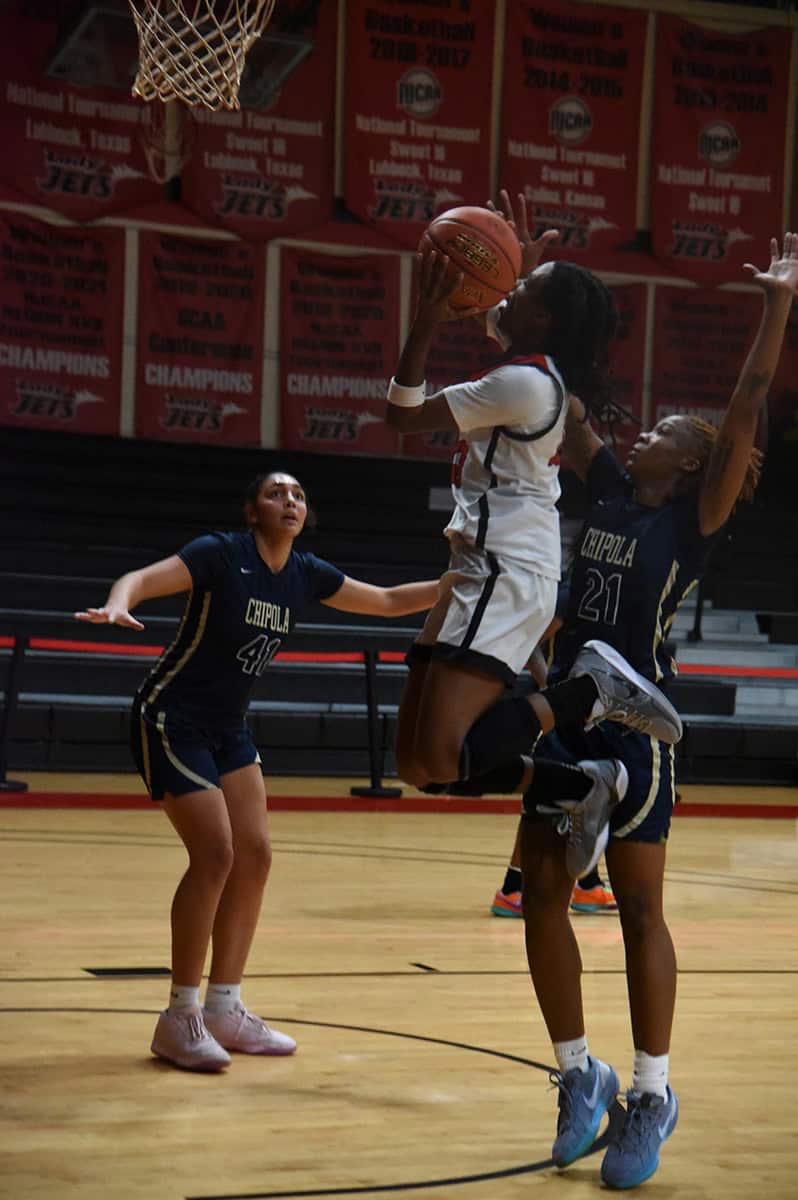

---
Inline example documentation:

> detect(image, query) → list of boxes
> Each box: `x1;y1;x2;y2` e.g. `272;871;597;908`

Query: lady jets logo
397;68;442;117
549;97;593;146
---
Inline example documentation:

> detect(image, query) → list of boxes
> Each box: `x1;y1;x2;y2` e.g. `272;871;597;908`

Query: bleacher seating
2;425;797;786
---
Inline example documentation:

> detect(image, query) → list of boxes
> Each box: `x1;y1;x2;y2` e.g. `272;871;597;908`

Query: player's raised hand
743;232;798;296
415;248;481;323
487;189;559;276
74;605;145;630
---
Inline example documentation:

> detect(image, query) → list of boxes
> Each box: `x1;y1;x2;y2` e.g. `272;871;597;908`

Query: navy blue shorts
523;722;676;844
130;701;260;802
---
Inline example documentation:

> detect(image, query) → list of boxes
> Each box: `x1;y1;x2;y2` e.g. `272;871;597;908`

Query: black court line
4;828;798;895
2;965;797;988
83;967;171;976
0;840;511;868
181;1017;624;1200
0;1005;623;1198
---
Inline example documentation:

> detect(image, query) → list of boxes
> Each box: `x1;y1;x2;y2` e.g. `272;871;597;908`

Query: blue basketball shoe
600;1087;679;1189
550;1056;619;1167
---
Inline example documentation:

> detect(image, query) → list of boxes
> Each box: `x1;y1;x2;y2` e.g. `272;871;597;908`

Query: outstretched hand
743;231;798;296
487;189;559;276
74;606;144;631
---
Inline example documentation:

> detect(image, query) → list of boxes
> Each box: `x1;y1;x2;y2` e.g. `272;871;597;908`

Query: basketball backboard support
45;1;314;110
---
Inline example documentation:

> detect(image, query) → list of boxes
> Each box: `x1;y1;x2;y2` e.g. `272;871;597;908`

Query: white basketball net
128;1;278;111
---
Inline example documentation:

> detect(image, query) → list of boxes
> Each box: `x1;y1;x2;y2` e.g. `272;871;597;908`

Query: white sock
168;984;201;1013
204;982;241;1014
554;1036;590;1074
632;1050;669;1099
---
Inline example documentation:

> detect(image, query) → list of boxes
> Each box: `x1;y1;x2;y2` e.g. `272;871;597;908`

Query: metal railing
0;609;408;797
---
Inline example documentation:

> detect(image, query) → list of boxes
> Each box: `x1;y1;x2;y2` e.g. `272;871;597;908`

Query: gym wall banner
135;231;265;445
601;282;647;463
180;1;337;240
0;214;124;434
499;1;647;267
279;247;401;455
650;285;762;425
0;10;162;222
650;16;792;284
343;0;495;250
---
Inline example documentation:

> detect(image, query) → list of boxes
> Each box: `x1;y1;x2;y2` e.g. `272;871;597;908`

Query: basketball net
139;100;194;183
127;1;278;111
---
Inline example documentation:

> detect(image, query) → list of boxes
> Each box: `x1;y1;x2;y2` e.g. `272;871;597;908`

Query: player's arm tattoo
741;368;771;402
704;435;734;495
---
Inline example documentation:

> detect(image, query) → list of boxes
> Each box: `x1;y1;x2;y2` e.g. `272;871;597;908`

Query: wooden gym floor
1;773;797;1200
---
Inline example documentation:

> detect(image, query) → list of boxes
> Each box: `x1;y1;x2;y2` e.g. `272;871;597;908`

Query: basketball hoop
127;1;278;111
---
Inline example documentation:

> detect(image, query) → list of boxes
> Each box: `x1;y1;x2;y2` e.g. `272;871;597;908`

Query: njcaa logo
38;149;141;200
161;394;248;432
698;122;740;167
11;381;102;421
669;221;753;262
397;68;442;117
549;97;593;146
217;174;316;220
300;407;381;442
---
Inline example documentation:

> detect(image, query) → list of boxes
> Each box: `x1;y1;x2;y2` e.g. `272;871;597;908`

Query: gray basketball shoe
569;640;683;744
566;760;628;879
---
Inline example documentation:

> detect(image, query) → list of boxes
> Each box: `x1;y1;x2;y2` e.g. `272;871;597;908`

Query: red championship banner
651;17;791;284
135;232;264;445
651;286;762;425
279;248;400;455
598;283;647;462
0;214;123;434
402;319;502;461
0;9;161;221
499;1;647;266
180;1;336;239
344;0;495;249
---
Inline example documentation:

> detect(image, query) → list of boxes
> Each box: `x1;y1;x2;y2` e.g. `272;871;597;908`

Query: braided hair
682;416;763;505
540;262;619;416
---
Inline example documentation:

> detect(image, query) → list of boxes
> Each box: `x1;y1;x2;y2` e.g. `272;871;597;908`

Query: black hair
540;262;619;416
243;471;318;532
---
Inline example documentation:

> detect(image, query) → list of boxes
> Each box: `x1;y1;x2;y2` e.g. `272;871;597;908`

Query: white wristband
388;377;426;408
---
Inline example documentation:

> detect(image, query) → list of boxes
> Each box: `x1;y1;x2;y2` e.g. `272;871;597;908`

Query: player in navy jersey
510;232;798;1189
385;197;682;880
75;471;438;1073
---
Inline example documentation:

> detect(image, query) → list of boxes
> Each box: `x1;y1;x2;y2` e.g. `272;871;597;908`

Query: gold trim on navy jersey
139;590;212;711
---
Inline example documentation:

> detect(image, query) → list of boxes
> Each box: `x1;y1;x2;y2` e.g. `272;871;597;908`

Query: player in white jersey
386;201;625;799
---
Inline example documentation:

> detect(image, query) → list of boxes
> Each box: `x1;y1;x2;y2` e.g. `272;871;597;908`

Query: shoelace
535;804;571;837
185;1013;210;1043
610;1095;656;1150
547;1070;573;1124
569;804;586;847
239;1008;272;1033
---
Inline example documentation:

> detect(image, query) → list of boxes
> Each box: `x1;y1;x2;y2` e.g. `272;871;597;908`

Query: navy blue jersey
553;447;720;686
137;532;344;729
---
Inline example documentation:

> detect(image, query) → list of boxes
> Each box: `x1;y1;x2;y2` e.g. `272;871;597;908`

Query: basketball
418;206;523;311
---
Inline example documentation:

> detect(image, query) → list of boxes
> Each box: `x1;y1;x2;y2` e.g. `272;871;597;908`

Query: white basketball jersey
442;356;566;580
